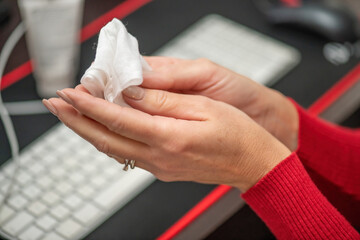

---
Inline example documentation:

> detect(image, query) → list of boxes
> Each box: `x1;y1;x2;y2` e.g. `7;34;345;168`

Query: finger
142;58;219;92
43;98;152;170
143;56;181;70
55;88;167;144
123;86;210;121
75;84;91;94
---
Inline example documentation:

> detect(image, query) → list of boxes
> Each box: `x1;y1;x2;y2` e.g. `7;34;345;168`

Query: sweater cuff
289;99;360;163
242;153;359;240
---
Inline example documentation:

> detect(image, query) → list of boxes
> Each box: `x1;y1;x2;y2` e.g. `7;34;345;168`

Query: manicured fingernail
56;90;72;105
122;86;145;100
42;99;58;116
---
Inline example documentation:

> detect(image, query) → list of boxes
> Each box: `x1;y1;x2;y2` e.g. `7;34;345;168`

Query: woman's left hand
43;85;290;192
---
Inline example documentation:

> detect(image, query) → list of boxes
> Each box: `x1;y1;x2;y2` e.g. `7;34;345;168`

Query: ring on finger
123;159;136;171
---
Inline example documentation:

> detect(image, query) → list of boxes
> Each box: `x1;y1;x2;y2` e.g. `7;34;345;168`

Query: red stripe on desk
81;0;152;42
280;0;301;7
308;63;360;115
1;0;151;91
157;185;232;240
157;63;360;240
1;61;33;90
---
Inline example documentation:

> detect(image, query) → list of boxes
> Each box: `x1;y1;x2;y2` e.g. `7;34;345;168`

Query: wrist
235;135;292;192
261;89;299;151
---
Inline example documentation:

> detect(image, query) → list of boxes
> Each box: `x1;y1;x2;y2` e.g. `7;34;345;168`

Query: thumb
122;86;209;121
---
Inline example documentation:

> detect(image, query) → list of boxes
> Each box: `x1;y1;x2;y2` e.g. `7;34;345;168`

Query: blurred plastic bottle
18;0;84;97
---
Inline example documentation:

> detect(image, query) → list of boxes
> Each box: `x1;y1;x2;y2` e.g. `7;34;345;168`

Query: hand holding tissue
81;19;151;106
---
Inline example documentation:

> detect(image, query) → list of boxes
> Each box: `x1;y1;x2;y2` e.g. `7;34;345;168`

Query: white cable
0;22;26;240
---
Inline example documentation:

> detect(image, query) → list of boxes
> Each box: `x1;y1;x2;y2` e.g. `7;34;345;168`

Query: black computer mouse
264;3;359;42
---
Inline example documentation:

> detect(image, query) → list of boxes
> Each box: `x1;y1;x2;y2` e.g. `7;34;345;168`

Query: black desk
1;0;359;239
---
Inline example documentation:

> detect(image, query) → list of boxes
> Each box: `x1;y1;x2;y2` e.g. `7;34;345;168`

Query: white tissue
80;18;151;106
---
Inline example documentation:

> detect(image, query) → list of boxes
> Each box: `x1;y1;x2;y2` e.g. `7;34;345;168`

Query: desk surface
0;0;359;239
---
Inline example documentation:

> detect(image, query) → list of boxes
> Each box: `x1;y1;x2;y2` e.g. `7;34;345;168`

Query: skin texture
43;57;298;192
142;57;299;151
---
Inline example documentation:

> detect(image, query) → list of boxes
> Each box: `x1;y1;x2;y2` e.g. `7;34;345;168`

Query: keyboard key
36;215;57;231
77;185;95;199
2;212;34;235
62;158;78;169
0;205;15;224
94;176;131;210
68;172;85;185
55;182;73;196
41;232;65;240
91;176;107;189
63;195;82;210
82;164;96;174
16;170;32;185
56;219;83;239
42;155;58;166
50;205;70;220
104;165;120;178
1;162;16;176
27;201;47;217
28;162;45;175
0;181;10;194
23;185;42;200
0;172;6;183
18;226;44;240
36;175;53;189
50;168;66;179
74;203;101;225
41;191;60;206
8;194;28;210
30;144;49;156
18;153;33;164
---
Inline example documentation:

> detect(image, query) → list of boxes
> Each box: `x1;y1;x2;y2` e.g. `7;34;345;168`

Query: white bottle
18;0;84;97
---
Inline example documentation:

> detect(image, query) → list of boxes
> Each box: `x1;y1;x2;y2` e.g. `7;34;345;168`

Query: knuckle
72;97;88;110
61;111;81;128
196;58;215;68
150;150;185;183
150;154;176;176
107;115;125;133
154;117;173;136
155;90;170;110
196;95;213;112
195;58;218;79
94;135;110;154
164;139;188;155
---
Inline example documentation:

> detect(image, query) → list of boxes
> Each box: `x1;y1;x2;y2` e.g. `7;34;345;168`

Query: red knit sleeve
292;101;360;198
242;153;360;240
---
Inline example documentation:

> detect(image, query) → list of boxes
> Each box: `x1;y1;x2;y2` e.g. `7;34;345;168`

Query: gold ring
123;159;136;171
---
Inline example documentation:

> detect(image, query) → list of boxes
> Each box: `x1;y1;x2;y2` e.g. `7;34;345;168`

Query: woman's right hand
143;57;299;151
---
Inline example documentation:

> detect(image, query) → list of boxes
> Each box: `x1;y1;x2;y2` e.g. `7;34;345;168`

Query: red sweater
242;102;360;239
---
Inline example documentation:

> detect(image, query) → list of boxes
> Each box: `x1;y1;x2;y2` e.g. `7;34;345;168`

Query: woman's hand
143;57;299;151
43;86;290;192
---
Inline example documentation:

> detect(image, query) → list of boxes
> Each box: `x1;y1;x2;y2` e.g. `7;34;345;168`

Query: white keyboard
0;14;300;240
155;14;301;86
0;125;155;240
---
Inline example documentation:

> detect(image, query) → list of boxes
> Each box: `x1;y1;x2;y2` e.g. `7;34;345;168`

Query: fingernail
122;86;145;100
42;99;58;116
56;90;72;105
